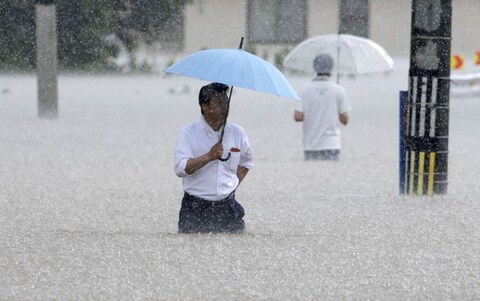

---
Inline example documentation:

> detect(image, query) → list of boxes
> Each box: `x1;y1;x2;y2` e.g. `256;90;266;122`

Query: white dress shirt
175;117;253;201
297;77;350;151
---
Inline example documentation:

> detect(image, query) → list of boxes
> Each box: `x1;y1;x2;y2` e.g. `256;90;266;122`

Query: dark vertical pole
399;91;408;194
36;0;58;119
406;0;452;196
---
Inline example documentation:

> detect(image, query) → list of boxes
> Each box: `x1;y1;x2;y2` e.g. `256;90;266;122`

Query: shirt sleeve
174;127;193;177
296;90;305;112
239;131;253;170
336;85;350;114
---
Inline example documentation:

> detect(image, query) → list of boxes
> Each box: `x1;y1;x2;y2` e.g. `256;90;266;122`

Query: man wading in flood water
174;82;253;233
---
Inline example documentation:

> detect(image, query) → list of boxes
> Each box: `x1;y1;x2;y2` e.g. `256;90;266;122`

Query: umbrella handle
218;83;235;162
219;152;231;162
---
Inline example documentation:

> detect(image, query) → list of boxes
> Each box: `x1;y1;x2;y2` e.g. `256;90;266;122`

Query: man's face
203;93;229;119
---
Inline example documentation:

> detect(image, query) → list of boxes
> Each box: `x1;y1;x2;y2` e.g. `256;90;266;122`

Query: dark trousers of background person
178;192;245;233
304;150;340;161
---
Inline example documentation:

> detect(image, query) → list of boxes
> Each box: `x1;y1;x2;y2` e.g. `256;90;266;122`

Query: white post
36;1;58;119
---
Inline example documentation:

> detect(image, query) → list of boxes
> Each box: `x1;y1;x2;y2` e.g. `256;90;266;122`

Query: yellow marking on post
428;152;436;197
417;152;425;195
409;151;416;194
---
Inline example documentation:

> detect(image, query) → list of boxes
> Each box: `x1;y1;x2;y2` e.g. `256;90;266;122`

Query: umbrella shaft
219;86;234;144
220;35;242;143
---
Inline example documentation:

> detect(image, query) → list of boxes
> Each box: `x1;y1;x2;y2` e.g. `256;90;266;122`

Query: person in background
294;53;351;161
174;82;253;233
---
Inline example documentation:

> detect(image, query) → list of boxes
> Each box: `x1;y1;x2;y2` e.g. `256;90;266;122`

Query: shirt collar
200;116;225;137
313;75;330;81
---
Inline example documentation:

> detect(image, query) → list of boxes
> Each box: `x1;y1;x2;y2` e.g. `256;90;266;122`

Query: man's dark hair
199;82;229;105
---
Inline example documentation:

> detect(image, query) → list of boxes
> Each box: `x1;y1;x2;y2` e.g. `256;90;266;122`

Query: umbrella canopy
165;39;299;161
165;48;299;100
283;34;394;75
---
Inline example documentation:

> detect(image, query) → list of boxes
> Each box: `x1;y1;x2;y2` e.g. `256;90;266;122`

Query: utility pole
403;0;452;196
36;0;58;119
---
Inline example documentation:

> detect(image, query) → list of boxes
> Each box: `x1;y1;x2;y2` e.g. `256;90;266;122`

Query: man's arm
185;143;223;175
294;110;304;122
237;166;249;183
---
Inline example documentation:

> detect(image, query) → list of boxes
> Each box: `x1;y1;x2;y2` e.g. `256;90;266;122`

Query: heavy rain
1;0;480;300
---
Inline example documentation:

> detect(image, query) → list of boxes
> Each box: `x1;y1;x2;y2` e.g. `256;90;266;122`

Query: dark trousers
304;149;340;161
178;192;245;233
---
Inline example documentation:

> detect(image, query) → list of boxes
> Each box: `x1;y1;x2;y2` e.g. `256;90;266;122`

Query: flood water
1;58;480;300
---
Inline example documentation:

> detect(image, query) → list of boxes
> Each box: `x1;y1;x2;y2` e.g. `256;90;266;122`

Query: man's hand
339;112;349;125
207;143;224;161
185;143;224;175
294;110;304;122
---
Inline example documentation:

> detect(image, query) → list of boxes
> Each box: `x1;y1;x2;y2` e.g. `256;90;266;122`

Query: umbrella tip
239;37;244;49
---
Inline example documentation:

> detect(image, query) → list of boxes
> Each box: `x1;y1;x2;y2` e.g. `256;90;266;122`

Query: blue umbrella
164;40;299;101
165;37;299;160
